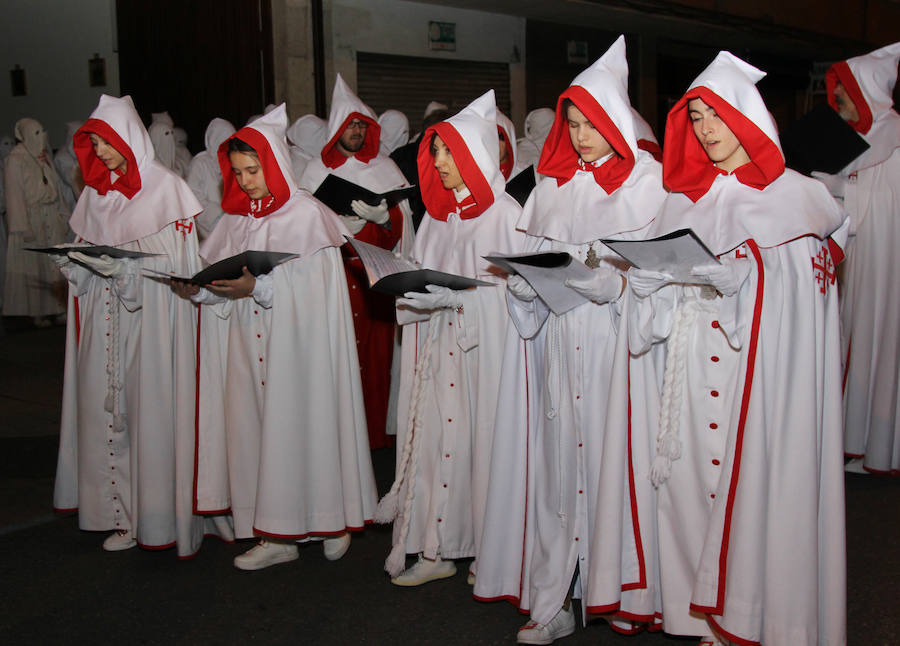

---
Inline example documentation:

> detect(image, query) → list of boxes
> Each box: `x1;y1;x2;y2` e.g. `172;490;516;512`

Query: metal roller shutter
357;52;511;134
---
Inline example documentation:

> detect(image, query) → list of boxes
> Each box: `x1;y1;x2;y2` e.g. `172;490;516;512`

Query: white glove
50;251;71;268
565;267;624;304
350;198;390;225
690;258;751;297
628;268;675;298
507;274;537;302
341;215;367;235
397;284;462;311
69;252;127;278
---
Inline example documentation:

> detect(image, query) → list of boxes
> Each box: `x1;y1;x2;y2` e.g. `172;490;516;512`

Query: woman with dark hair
186;105;377;571
377;90;527;587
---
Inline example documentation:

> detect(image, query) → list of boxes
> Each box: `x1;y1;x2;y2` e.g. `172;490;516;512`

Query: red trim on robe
499;125;515;180
192;306;203;515
74;119;141;199
73;297;81;347
662;87;784;202
321;113;381;169
622;360;648;591
252;525;367;540
417;122;495;221
218;128;290;218
137;540;177;551
689;240;765;620
826;61;874;135
706;614;762;646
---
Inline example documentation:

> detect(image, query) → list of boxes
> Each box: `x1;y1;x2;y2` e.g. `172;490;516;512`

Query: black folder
506;166;537;207
313;174;417;216
143;251;297;285
780;103;870;176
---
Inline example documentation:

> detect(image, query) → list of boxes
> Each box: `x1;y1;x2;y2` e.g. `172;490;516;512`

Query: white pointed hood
14;118;50;158
319;74;381;166
521;35;666;243
378;109;409;156
826;42;900;172
203;103;349;263
417;89;505;221
204;118;236;156
149;120;176;170
71;94;201;246
653;53;844;254
286;114;328;157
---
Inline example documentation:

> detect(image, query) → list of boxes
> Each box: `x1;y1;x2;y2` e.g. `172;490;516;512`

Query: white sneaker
233;540;299;571
845;457;868;474
323;533;351;561
102;529;137;552
517;606;576;645
390;555;457;586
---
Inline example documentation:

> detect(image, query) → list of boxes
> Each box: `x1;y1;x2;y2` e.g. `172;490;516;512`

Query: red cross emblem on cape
175;219;194;240
812;246;836;294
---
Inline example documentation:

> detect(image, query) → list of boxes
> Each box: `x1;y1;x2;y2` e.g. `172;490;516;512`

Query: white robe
838;146;900;474
53;220;224;556
3;144;68;316
194;199;377;539
391;194;526;561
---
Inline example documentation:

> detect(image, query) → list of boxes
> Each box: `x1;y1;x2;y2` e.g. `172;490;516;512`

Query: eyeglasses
346;120;369;131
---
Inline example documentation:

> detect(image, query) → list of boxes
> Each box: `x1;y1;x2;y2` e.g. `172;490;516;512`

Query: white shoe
845;457;868;474
517;606;576;645
102;529;137;552
233;540;299;571
390;555;457;586
323;533;351;561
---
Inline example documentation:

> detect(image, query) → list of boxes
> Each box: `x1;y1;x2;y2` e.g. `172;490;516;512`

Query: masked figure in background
3;118;69;326
186;117;236;240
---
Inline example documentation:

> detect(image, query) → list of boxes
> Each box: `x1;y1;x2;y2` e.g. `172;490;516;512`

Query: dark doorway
116;0;274;154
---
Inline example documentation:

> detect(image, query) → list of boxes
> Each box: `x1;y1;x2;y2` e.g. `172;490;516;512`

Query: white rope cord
103;282;126;433
376;313;441;577
649;294;700;488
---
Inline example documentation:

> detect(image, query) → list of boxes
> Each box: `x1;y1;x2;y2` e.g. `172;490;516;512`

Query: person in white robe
186;117;235;241
3;118;69;325
52;94;231;557
53;120;83;213
378;109;409;157
149;120;178;176
172;127;192;178
189;105;377;570
515;108;554;173
817;42;900;475
627;52;847;646
298;74;414;451
473;36;668;644
286;114;327;182
376;89;527;587
0;134;13;314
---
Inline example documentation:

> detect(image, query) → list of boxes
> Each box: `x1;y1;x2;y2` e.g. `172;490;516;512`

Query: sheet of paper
485;251;595;316
601;229;718;282
347;237;491;296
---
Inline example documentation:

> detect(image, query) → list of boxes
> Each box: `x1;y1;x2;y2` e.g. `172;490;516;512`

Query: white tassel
104;392;114;413
374;490;399;524
113;414;127;434
384;543;408;578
